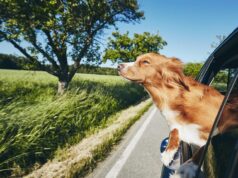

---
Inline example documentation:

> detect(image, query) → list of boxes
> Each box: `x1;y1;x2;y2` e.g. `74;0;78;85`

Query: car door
193;28;238;178
160;28;238;178
195;67;238;178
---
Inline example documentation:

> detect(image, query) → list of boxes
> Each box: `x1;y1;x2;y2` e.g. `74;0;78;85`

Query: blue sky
1;0;238;66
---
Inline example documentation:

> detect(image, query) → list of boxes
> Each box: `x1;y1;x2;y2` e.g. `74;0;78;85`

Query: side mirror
160;137;169;153
160;137;181;170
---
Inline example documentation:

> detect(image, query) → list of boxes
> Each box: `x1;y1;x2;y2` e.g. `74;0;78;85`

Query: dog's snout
118;64;125;71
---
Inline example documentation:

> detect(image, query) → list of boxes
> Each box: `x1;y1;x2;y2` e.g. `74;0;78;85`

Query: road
86;106;169;178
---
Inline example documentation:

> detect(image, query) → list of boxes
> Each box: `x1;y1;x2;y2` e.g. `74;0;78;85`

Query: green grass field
0;69;147;177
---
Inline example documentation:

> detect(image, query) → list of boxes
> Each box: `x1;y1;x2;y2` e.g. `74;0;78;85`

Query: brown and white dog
118;53;238;178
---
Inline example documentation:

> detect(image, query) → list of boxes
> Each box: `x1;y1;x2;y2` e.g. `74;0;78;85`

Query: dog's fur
118;53;238;178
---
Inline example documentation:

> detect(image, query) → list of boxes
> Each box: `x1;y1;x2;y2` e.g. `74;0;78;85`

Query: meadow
0;69;147;176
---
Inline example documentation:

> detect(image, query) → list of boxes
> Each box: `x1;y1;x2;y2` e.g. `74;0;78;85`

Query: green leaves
183;63;203;78
103;31;167;63
0;0;144;91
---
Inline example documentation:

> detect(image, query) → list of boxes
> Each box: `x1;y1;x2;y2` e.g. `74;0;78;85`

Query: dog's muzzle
117;63;125;71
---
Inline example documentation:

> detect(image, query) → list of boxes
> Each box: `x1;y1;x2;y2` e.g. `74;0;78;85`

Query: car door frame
195;69;238;178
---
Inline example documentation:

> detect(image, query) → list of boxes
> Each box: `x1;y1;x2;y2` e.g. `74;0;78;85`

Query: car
160;27;238;178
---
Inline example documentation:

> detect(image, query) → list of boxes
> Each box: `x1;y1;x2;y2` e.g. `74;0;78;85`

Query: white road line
105;107;157;178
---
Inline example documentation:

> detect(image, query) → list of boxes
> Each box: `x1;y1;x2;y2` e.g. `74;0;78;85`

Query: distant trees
0;54;20;69
0;53;38;70
0;0;144;94
183;63;203;78
0;53;228;83
77;64;118;75
0;53;118;75
103;31;167;63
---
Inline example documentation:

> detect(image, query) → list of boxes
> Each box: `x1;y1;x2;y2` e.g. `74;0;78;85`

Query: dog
118;52;238;178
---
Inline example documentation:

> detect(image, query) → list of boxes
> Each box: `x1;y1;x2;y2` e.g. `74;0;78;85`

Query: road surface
86;106;169;178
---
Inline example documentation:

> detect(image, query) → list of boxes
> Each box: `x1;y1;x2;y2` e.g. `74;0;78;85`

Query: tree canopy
103;31;167;63
0;0;144;93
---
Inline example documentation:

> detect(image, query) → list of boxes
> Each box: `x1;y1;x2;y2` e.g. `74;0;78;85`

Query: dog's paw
170;160;198;178
161;149;177;166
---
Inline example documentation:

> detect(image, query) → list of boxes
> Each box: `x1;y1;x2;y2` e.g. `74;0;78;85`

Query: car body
160;27;238;178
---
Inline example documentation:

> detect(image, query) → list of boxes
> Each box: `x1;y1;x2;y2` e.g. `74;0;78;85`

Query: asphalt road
86;105;169;178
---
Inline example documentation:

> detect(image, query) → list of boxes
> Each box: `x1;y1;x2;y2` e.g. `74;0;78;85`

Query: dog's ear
177;75;190;91
167;58;190;91
168;58;183;73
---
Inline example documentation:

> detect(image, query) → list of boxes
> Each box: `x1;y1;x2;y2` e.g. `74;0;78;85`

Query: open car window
210;69;229;94
210;68;238;94
198;70;238;178
191;28;238;178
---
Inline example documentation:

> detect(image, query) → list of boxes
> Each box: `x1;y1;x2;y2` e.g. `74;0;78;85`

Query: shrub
184;62;203;78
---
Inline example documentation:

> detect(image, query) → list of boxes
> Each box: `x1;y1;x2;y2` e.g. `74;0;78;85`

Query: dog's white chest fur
160;107;206;147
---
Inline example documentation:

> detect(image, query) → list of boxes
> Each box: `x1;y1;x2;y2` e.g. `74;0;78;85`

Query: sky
0;0;238;67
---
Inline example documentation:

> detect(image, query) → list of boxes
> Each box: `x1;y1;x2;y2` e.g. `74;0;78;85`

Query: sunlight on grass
0;69;147;177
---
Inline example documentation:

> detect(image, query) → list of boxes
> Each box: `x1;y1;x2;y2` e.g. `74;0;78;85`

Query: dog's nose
117;64;125;71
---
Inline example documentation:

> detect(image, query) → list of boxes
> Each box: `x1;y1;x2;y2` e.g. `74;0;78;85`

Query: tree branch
12;40;58;76
0;30;58;76
42;29;68;76
29;30;61;72
68;12;120;79
43;29;61;60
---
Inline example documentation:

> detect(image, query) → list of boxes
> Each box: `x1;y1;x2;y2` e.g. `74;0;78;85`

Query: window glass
210;68;238;94
210;69;229;93
204;71;238;178
229;68;238;91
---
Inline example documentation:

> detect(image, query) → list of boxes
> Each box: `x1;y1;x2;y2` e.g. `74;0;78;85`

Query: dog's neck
144;82;182;110
144;76;224;118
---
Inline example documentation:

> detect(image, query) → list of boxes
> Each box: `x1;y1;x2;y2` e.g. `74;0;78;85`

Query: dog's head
118;53;189;90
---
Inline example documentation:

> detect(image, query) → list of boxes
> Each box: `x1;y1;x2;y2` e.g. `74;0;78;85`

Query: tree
211;35;226;49
103;31;167;63
0;0;144;94
208;35;226;55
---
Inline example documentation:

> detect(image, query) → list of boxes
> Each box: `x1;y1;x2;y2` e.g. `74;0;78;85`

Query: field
0;69;147;176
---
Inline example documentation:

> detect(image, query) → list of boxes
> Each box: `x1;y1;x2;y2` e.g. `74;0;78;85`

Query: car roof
211;27;238;69
196;27;238;84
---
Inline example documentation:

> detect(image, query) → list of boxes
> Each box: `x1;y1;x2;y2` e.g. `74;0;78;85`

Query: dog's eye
143;60;150;65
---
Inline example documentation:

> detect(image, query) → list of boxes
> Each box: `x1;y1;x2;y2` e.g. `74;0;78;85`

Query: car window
210;69;229;93
202;70;238;178
209;68;238;94
228;68;238;90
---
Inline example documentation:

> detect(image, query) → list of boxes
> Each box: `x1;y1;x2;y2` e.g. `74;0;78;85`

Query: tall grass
0;69;147;177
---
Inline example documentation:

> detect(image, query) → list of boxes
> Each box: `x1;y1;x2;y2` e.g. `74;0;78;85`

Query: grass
0;69;147;177
25;99;152;178
69;100;152;178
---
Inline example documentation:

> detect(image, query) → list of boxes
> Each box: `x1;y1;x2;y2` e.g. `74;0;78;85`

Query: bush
77;64;117;75
183;62;203;78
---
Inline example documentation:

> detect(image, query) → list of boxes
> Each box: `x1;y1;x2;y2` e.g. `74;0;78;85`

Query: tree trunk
57;66;77;94
57;80;69;95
